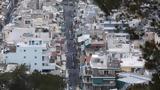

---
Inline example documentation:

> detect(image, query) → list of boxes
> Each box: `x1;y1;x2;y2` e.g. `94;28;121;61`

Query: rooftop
16;40;47;48
118;73;151;84
120;55;144;68
103;20;128;25
90;53;120;69
107;44;130;53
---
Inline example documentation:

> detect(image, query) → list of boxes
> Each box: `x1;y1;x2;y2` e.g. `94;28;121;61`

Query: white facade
4;39;55;72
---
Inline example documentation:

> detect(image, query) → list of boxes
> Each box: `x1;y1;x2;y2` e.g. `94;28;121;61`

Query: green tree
124;27;140;40
0;65;66;90
140;41;160;90
127;84;150;90
30;71;66;90
93;0;122;16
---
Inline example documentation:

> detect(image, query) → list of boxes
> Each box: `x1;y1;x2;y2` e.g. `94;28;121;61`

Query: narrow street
62;0;79;90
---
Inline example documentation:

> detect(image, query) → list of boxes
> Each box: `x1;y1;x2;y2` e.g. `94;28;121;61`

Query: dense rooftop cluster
0;0;159;90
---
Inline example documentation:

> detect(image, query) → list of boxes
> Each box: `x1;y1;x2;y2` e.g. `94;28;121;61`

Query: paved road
62;0;79;90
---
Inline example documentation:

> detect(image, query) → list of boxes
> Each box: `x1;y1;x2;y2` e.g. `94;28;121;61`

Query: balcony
92;69;116;78
83;77;92;84
84;69;92;76
92;78;116;86
92;82;116;87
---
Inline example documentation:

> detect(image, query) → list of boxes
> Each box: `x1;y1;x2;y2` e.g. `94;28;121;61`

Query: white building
102;20;128;32
107;33;130;49
3;25;52;45
3;39;55;72
106;33;144;72
81;52;120;90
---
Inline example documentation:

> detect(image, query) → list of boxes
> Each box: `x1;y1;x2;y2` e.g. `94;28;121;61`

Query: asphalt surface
62;0;79;90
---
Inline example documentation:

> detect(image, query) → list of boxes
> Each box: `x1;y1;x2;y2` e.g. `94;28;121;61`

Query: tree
140;41;160;70
127;84;150;90
115;25;121;33
30;71;66;90
149;73;160;90
129;41;160;90
140;41;160;90
124;27;140;40
0;65;66;90
93;0;122;16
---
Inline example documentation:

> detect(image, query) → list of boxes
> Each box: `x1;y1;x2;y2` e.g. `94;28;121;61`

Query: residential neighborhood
0;0;160;90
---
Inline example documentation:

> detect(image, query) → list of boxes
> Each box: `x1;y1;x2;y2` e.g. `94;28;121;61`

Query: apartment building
107;33;130;49
81;52;120;90
102;20;128;33
3;39;55;72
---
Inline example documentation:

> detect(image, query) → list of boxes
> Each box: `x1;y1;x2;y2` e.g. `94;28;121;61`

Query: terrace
90;54;120;70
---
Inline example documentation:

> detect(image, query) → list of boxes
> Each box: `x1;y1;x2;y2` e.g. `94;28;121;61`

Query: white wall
4;42;55;72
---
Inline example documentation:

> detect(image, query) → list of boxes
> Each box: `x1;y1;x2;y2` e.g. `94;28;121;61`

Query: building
3;39;55;72
78;34;91;51
81;52;120;90
107;33;130;49
3;26;52;44
102;20;128;32
105;32;145;72
1;0;66;73
117;72;151;90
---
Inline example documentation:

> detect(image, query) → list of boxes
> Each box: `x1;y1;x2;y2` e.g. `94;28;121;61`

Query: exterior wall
81;65;119;90
121;67;132;72
5;46;44;71
4;40;55;72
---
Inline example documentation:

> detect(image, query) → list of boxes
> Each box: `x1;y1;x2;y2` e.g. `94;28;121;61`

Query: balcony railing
83;78;92;83
92;73;116;77
84;70;92;76
92;70;116;77
92;82;116;86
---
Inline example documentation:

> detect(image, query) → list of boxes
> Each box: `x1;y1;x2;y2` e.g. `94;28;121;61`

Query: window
42;56;44;61
35;63;37;65
24;50;26;52
35;56;37;59
24;56;26;59
32;41;35;45
25;20;30;24
42;63;45;66
39;41;42;44
104;71;108;75
34;50;37;52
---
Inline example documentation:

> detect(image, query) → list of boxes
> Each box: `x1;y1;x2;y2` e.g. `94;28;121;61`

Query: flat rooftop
90;53;120;69
120;55;144;68
118;73;151;84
